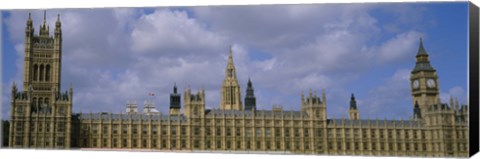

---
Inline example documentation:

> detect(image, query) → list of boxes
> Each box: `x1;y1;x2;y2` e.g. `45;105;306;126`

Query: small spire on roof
416;34;429;56
43;10;47;27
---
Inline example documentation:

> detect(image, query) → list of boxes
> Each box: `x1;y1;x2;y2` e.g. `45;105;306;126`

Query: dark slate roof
205;109;308;118
412;62;436;73
416;38;429;57
78;113;187;122
349;94;357;109
412;37;436;73
327;119;423;127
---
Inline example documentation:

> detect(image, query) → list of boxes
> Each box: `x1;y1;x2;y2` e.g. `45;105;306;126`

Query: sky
1;2;469;120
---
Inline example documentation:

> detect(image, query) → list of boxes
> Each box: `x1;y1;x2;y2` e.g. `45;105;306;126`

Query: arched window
33;64;38;81
39;65;44;81
32;98;37;112
45;98;49;106
45;65;50;81
38;97;43;107
37;98;43;112
45;98;50;113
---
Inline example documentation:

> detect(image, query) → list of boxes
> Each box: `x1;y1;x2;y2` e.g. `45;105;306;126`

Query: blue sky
1;2;469;120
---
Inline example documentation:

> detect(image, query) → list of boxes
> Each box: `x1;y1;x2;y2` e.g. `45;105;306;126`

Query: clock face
427;79;436;88
413;80;419;89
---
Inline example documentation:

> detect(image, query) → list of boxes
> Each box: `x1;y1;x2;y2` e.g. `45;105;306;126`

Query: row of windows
27;137;65;147
32;64;51;82
80;124;468;145
328;142;428;151
84;138;312;151
164;119;319;126
14;136;65;147
32;53;52;58
81;138;466;153
29;123;66;133
326;128;427;139
84;125;318;138
13;122;66;133
203;120;311;125
83;126;434;140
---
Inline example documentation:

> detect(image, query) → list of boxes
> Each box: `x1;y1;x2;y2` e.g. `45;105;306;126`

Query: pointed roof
55;14;61;27
173;82;177;94
43;10;47;28
412;36;436;73
27;12;32;25
247;78;252;88
227;45;235;68
349;93;357;109
39;10;49;36
225;45;237;79
416;36;429;57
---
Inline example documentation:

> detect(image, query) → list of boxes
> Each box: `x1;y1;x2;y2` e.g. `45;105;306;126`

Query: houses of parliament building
8;13;469;157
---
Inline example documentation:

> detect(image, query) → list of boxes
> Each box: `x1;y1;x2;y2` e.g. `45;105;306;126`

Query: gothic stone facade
9;13;469;157
9;12;72;149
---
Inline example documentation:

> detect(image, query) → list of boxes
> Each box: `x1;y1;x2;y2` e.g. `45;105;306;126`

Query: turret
24;13;34;85
184;86;205;118
455;97;459;111
55;14;61;30
349;93;360;120
126;100;138;114
413;101;422;120
449;96;455;110
244;78;256;111
301;88;327;120
169;83;181;115
39;11;49;36
25;13;33;37
143;100;160;115
220;46;243;110
10;11;72;149
322;88;327;107
54;14;62;48
69;83;73;99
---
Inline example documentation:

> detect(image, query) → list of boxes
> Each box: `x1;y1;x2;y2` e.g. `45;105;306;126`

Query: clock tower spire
410;36;440;114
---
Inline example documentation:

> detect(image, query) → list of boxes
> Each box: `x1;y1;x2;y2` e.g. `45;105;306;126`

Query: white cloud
376;31;419;63
440;86;468;106
361;69;412;119
130;9;227;56
3;4;458;121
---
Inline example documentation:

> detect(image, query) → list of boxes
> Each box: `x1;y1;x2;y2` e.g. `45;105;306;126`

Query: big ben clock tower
410;37;440;114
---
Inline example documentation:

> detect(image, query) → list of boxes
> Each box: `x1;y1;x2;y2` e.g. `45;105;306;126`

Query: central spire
226;45;236;78
221;45;243;110
39;10;49;36
43;10;47;27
